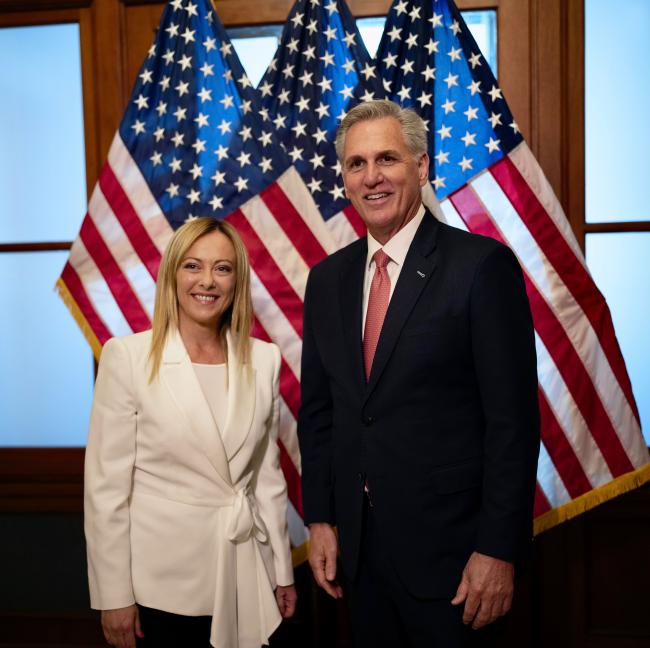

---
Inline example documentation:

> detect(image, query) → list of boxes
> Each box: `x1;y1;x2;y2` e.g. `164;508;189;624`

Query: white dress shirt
362;204;426;334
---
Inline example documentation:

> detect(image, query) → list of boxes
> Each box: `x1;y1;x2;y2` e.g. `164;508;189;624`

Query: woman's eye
216;265;232;274
184;263;198;270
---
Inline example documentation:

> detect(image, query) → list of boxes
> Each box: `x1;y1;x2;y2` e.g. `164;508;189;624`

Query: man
298;100;540;647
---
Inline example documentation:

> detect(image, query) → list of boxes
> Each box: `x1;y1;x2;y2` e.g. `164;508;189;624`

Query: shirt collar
366;204;426;268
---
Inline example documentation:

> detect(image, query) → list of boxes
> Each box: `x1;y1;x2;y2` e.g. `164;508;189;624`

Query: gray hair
334;99;428;162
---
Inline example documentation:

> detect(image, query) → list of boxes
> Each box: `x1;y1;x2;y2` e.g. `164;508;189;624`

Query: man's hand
451;551;514;629
275;584;298;618
308;523;343;599
101;604;144;648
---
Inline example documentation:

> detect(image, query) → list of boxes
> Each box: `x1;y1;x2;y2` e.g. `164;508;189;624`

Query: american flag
257;0;385;248
375;0;649;530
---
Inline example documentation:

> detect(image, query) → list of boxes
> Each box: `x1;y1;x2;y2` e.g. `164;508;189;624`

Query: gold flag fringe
534;460;650;535
55;278;103;361
291;541;309;567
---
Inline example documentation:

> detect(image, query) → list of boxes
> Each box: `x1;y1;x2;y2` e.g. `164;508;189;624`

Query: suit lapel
221;331;256;461
159;330;232;486
340;241;367;391
364;212;440;400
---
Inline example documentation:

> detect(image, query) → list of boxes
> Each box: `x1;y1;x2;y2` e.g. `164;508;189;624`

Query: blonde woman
85;217;296;648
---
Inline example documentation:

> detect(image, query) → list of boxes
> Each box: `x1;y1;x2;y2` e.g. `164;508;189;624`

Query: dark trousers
135;605;212;647
346;499;504;648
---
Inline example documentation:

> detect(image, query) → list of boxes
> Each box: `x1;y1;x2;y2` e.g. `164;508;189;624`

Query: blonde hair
335;99;428;162
148;217;252;381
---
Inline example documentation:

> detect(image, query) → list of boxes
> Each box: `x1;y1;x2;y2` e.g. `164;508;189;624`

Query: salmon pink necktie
363;249;391;380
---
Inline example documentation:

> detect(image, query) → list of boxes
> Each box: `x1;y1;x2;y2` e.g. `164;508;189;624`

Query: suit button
362;415;374;426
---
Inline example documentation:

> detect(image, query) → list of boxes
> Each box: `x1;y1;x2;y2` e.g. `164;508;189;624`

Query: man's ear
418;152;430;187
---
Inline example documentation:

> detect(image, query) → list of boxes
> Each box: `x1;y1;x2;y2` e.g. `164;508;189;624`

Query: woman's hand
275;584;297;618
101;604;144;647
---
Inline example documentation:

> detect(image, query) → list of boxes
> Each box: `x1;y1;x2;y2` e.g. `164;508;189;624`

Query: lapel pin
416;270;426;278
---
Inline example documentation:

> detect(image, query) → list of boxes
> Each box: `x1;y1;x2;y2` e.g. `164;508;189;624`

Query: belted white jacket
84;329;293;648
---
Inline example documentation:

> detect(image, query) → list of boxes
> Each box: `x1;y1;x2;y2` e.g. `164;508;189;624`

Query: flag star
178;54;192;70
325;0;338;14
211;170;226;185
194;112;209;127
234;176;248;192
224;70;234;83
307;178;322;193
278;88;291;105
273;114;287;129
199;62;214;76
387;26;402;42
220;42;232;56
173;106;187;121
171;131;184;146
434;150;449;165
441;98;456;114
295;96;310;112
360;89;375;102
156;101;167;116
292;121;307;137
237;151;251;167
396;85;411;102
154;127;165;142
394;0;408;15
331;160;342;175
205;10;214;23
187;188;201;204
259;107;270;121
444;72;459;88
448;46;462;62
337;108;347;122
405;33;418;49
320;51;335;67
430;12;443;28
170;0;182;10
313;127;327;144
299;70;314;85
382;52;398;69
488;112;503;128
342;58;355;74
432;176;446;190
409;5;421;19
329;184;345;200
469;52;482;68
290;11;303;27
240;99;252;114
317;77;333;93
400;59;415;75
239;74;252;89
310;152;325;169
289;146;304;162
323;25;337;41
159;75;171;90
259;80;273;97
165;22;179;37
180;27;195;44
259;157;273;173
421;65;435;81
315;102;330;119
209;196;223;211
139;69;153;84
464;106;479;121
304;45;316;60
382;78;392;93
149;151;162;166
189;163;203;179
175;80;189;96
343;31;356;46
166;183;179;198
147;44;156;58
461;131;477;146
131;120;145;134
219;94;234;109
258;130;272;147
458;156;473;171
197;87;212;103
488;85;503;101
361;63;376;79
306;19;318;34
239;126;252;141
215;144;229;160
413;91;431;108
450;20;461;36
425;38;439;54
282;63;295;79
204;37;216;51
191;139;206;154
437;124;452;139
217;119;231;134
185;1;198;16
339;84;354;100
134;94;148;109
287;37;299;53
467;80;481;96
510;121;520;134
485;137;501;153
169;157;182;173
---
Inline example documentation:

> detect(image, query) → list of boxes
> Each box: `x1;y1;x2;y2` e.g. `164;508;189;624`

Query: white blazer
84;329;293;648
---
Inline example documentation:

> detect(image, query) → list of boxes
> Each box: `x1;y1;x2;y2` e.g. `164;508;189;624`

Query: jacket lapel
340;241;367;391
221;331;256;461
364;212;440;400
159;330;232;486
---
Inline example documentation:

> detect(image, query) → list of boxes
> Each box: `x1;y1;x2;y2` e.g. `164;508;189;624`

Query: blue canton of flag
258;0;385;245
375;0;522;198
120;0;292;228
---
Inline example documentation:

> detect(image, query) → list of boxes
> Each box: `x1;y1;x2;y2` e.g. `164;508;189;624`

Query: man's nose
364;163;383;186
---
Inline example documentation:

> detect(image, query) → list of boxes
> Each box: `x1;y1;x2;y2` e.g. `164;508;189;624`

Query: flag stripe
449;185;635;476
228;209;304;338
343;204;367;238
537;440;572;508
534;482;552;517
491;155;641;424
326;209;361;248
279;439;304;518
60;262;112;345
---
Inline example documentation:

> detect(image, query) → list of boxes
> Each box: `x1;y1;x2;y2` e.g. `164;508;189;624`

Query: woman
85;217;296;648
